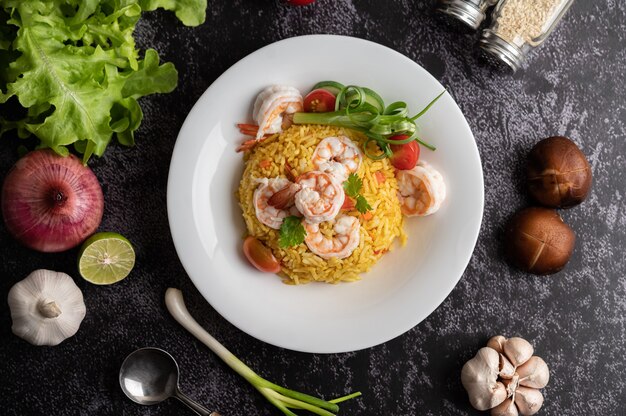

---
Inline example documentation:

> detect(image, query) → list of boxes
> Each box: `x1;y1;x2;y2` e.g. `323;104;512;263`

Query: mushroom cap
527;136;592;208
504;207;575;275
8;270;86;346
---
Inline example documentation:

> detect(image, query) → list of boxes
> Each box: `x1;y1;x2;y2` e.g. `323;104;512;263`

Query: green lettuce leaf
139;0;207;26
0;0;206;163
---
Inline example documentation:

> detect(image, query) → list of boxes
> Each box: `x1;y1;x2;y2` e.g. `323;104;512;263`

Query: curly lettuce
0;0;206;162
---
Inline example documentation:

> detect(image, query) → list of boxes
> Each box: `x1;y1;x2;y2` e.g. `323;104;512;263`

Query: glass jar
436;0;500;30
479;0;575;71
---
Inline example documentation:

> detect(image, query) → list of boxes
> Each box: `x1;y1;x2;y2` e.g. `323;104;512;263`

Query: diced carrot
374;171;386;184
259;159;272;169
361;211;373;221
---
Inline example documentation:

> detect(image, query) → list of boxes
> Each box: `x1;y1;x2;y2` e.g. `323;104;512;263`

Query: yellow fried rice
238;124;406;284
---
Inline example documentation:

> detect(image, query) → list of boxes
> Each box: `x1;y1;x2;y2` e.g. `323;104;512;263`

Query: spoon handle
175;389;221;416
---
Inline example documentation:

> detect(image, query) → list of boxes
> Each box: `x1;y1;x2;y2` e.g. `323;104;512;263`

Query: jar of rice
479;0;575;71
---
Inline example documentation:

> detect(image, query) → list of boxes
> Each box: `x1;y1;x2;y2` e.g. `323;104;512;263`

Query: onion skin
1;150;104;252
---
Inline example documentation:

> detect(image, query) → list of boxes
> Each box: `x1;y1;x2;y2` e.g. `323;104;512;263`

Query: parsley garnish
343;173;363;198
279;216;306;248
355;195;372;213
343;173;372;214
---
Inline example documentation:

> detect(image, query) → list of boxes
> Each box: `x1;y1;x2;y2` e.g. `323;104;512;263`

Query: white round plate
167;35;483;353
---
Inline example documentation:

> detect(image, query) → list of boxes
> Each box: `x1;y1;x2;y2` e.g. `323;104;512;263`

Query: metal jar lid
436;0;495;30
479;30;525;71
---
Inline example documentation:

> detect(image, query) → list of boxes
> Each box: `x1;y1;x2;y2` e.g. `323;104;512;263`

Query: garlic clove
491;398;519;416
514;386;544;415
461;347;508;410
517;356;550;389
501;373;520;398
498;353;515;379
487;335;507;354
503;337;534;367
8;269;86;346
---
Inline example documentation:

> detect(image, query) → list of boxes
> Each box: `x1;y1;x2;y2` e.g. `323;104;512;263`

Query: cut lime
78;232;135;285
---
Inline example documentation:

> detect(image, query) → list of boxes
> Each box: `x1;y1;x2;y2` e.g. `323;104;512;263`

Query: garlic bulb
462;335;550;416
8;269;86;346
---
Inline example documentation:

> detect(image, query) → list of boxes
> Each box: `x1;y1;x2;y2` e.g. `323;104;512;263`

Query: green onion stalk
165;288;361;415
293;84;446;160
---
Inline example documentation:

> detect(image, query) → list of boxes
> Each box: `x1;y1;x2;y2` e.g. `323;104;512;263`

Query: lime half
78;232;135;285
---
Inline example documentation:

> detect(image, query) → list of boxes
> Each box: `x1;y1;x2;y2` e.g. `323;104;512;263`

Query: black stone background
1;1;625;415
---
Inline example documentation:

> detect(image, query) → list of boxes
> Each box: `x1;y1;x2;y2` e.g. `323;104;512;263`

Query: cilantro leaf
355;195;372;214
343;173;362;198
279;216;306;248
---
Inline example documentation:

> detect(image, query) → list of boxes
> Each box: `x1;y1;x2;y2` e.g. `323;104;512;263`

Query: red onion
2;149;104;252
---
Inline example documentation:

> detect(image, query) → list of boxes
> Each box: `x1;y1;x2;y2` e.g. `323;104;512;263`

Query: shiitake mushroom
527;136;592;208
505;207;575;275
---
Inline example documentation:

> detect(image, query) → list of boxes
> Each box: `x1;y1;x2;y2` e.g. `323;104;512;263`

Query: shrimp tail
236;139;258;152
284;161;297;182
267;183;300;209
281;113;295;131
238;123;260;136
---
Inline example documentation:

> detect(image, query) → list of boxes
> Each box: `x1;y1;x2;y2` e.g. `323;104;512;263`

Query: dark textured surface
1;1;625;415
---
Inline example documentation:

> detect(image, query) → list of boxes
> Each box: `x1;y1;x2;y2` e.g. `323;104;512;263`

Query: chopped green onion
410;89;447;121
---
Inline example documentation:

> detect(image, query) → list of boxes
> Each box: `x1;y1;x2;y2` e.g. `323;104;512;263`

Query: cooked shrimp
303;215;360;259
294;171;344;224
396;161;446;217
311;136;362;182
254;178;300;229
252;85;303;140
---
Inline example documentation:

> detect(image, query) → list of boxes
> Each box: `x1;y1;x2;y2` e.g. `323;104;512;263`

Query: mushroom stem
38;299;62;318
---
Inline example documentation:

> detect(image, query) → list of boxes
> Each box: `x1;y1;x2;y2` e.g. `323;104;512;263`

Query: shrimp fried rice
239;125;406;284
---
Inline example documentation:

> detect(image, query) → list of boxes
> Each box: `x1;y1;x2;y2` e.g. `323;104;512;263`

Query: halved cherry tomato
243;236;281;273
303;88;336;113
389;134;420;170
284;0;316;5
341;195;356;211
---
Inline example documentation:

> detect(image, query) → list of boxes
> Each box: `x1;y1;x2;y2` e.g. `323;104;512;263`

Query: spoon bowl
119;347;179;405
119;347;219;415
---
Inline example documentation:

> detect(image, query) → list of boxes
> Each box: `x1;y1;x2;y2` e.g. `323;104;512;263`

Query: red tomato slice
389;134;420;170
303;89;336;113
284;0;316;5
341;195;356;211
243;236;281;273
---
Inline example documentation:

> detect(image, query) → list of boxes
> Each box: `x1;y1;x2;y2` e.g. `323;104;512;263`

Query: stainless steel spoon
119;347;220;415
